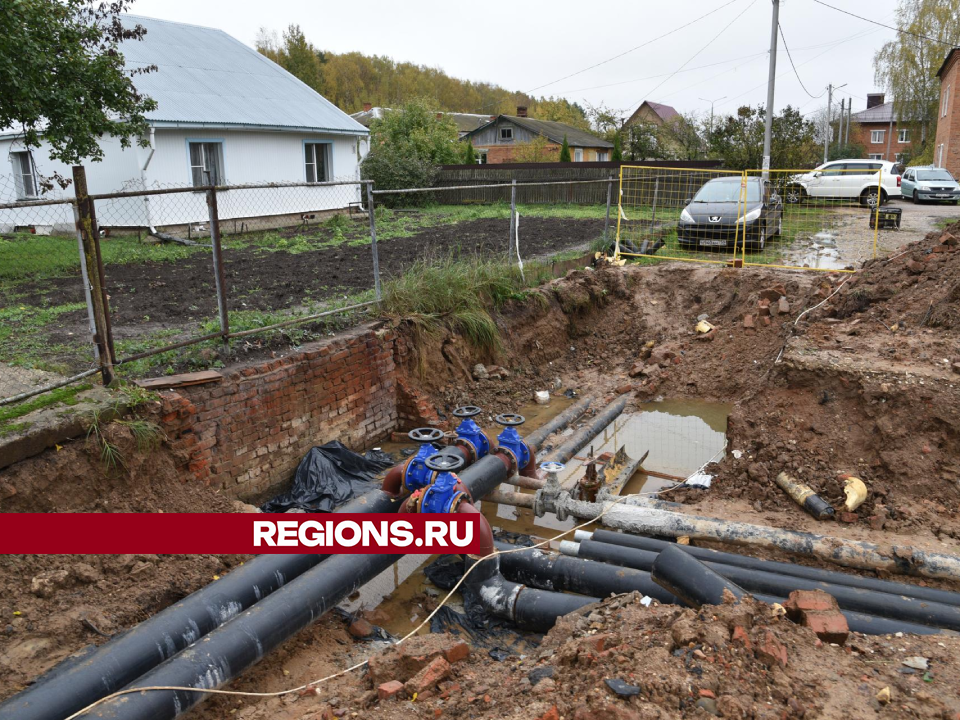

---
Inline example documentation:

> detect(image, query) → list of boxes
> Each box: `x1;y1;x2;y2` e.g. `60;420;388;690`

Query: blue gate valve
420;453;468;514
403;427;445;492
495;413;530;471
453;406;489;460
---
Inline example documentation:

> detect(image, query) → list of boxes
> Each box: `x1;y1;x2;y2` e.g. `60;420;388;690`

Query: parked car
678;176;782;251
901;166;960;204
782;159;901;207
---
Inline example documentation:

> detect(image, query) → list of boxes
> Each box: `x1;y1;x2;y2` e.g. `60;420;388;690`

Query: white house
0;15;369;233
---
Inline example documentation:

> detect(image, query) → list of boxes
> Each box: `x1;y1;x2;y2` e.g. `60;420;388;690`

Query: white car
783;159;901;208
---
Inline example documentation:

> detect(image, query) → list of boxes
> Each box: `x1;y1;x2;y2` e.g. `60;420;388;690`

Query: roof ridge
122;13;229;34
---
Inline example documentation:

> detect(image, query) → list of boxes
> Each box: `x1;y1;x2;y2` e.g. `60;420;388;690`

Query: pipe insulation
583;529;960;607
524;394;595;451
570;539;960;631
541;394;629;465
555;496;960;581
496;542;939;636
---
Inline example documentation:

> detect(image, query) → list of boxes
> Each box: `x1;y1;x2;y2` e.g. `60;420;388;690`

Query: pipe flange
554;490;572;522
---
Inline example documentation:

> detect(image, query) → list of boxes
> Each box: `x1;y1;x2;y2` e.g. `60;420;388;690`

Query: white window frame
304;142;330;183
499;127;513;141
943;85;951;118
574;148;584;162
868;153;883;160
895;153;904;163
898;128;910;143
870;130;885;144
597;151;609;162
187;140;225;188
477;150;488;164
11;151;38;199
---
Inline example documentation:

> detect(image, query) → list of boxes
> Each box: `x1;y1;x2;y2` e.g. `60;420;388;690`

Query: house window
574;148;583;162
895;153;904;163
870;130;885;144
188;141;224;187
898;129;910;143
304;143;330;182
499;127;514;141
868;153;883;160
477;150;488;164
10;151;38;199
943;86;951;118
597;151;609;162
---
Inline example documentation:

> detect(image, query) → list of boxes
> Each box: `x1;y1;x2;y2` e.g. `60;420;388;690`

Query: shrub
559;135;571;162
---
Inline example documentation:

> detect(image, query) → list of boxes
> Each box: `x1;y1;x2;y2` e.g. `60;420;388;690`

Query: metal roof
350;107;492;133
120;15;367;135
464;115;613;148
852;102;896;124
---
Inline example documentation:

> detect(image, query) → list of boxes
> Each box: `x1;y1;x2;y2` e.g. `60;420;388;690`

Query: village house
935;48;960;176
849;93;913;163
350;105;491;138
623;100;680;128
459;107;613;164
1;15;369;232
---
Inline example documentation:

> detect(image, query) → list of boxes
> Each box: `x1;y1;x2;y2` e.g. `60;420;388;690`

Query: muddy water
349;398;729;637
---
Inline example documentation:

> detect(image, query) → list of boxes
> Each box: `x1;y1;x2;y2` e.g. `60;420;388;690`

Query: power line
525;0;743;94
811;0;958;47
778;22;825;99
632;0;759;108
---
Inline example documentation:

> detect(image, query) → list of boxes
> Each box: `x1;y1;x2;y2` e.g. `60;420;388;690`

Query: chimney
866;93;885;109
516;106;528;118
363;102;372;112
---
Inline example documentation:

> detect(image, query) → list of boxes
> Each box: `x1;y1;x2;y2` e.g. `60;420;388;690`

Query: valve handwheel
539;461;565;474
453;406;483;419
494;413;525;427
408;427;445;444
424;453;465;473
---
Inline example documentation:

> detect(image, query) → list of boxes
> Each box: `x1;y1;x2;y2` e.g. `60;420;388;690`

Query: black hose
589;529;960;607
575;539;960;631
73;552;397;720
0;554;324;720
651;544;746;607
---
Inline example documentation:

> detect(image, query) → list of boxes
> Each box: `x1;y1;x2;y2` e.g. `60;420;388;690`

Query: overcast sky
128;0;903;120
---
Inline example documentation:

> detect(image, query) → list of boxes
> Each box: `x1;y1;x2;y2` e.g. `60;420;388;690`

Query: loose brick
755;630;787;668
404;657;451;696
743;314;755;329
803;612;849;645
784;590;838;616
378;680;404;701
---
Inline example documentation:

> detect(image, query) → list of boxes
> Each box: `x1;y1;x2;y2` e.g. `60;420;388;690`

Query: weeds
87;408;125;472
0;383;91;433
117;418;165;452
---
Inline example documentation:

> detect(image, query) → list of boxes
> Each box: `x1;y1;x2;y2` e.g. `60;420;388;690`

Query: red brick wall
851;122;910;162
159;324;398;499
935;54;960;177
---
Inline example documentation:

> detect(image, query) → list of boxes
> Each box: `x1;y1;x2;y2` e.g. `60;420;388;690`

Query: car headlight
738;207;761;223
680;208;694;223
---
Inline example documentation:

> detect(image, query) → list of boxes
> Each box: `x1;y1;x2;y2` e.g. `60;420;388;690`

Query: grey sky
129;0;903;120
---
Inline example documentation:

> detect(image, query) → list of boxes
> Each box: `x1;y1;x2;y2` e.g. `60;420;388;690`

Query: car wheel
784;186;804;204
912;191;921;204
860;188;880;208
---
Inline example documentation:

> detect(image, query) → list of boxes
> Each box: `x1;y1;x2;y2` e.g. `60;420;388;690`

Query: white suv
783;159;902;208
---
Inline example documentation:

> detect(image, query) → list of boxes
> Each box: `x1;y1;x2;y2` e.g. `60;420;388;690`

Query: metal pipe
652;544;745;608
542;393;629;465
571;539;960;631
498;542;940;636
502;473;544;490
487;488;535;508
554;496;960;581
585;529;960;607
523;394;595;454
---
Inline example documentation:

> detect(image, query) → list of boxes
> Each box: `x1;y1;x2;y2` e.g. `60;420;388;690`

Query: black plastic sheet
260;441;393;513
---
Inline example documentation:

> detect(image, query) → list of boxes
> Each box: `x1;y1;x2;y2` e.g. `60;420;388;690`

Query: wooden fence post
366;182;382;302
206;185;230;346
72;166;115;386
509;178;517;254
604;177;613;246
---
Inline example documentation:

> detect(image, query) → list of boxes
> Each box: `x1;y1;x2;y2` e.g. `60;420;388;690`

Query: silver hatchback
901;167;960;204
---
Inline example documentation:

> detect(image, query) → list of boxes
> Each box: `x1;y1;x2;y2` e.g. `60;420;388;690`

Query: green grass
0;383;92;434
0;301;90;372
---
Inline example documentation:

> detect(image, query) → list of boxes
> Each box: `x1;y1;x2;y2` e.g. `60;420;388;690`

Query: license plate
699;239;726;247
935;194;951;198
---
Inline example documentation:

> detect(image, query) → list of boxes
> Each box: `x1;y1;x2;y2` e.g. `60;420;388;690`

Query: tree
255;25;325;93
707;105;819;170
514;135;557;163
612;134;623;162
875;0;960;155
657;112;706;160
0;0;157;190
623;122;662;161
534;98;591;131
462;140;477;164
361;98;460;204
559;136;572;162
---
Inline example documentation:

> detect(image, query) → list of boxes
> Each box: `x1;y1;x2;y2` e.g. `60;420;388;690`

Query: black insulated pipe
74;552;398;720
542;394;629;465
588;529;960;607
574;539;960;631
651;544;746;607
499;543;940;636
524;394;595;451
0;554;324;720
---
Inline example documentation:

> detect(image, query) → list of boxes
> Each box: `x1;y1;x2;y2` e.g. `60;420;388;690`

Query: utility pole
846;100;852;144
762;0;780;177
838;98;845;152
700;95;727;143
824;84;833;163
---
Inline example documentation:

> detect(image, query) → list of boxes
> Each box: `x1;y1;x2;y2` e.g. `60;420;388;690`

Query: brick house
850;93;912;163
460;107;613;164
935;48;960;175
624;100;680;128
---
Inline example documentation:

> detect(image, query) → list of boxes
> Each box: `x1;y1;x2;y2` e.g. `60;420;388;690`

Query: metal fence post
72;166;114;386
71;203;100;366
509;178;517;254
206;185;230;346
604;177;613;246
366;182;382;302
652;177;660;223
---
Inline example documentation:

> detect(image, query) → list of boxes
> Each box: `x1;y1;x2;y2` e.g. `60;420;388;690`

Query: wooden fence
434;161;723;204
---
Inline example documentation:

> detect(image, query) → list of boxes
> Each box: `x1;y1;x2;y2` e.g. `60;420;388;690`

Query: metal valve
403;427;445;492
452;405;490;460
419;453;468;513
495;413;530;471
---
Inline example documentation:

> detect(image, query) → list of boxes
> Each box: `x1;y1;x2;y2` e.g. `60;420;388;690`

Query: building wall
850;121;911;162
935;54;960;175
158;323;397;498
472;142;610;164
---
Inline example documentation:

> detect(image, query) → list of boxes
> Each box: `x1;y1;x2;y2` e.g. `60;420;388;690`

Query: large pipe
571;539;960;631
487;488;535;508
584;530;960;607
651;544;745;608
555;495;960;581
542;394;629;466
74;552;398;720
524;394;595;451
498;543;940;636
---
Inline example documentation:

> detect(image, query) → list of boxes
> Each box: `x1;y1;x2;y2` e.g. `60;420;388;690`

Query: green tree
514;135;557;163
623;122;662;161
707;105;819;170
559;136;572;162
462;140;477;164
255;25;325;93
612;134;623;162
875;0;960;155
657;113;705;160
0;0;157;190
361;98;460;204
